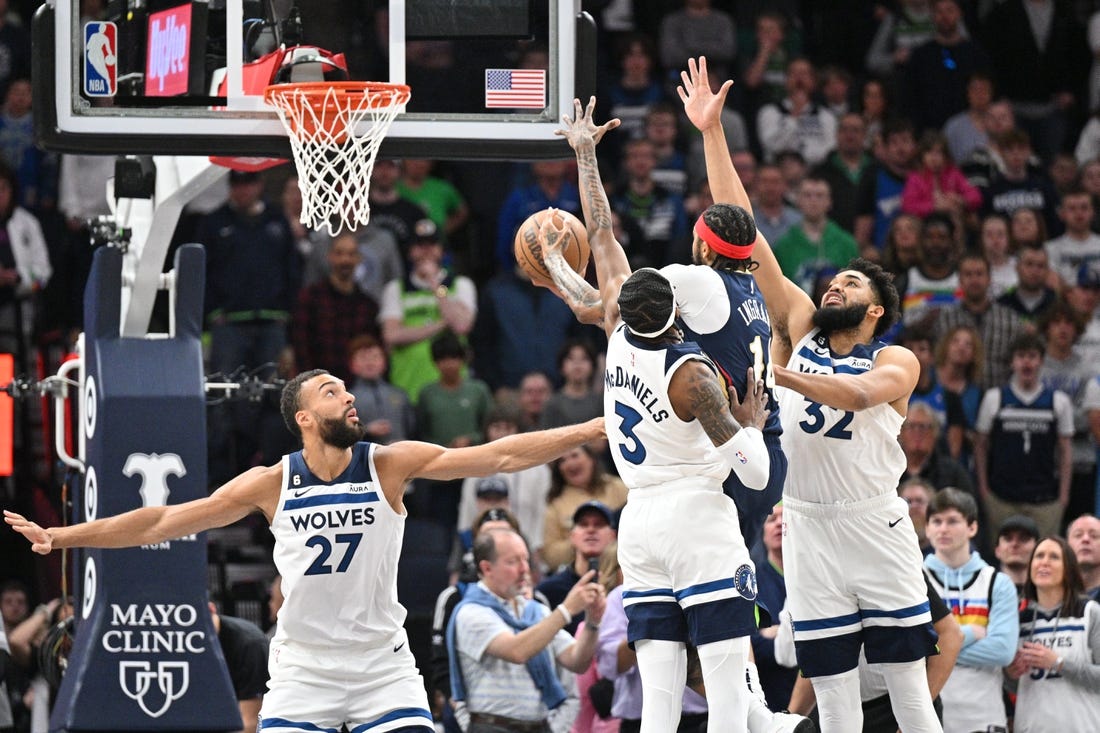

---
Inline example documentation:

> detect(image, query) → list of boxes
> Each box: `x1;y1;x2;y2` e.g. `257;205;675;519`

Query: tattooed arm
556;97;630;339
668;360;770;489
538;214;605;326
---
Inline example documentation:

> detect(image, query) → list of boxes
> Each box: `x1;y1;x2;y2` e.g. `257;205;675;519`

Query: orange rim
263;81;410;137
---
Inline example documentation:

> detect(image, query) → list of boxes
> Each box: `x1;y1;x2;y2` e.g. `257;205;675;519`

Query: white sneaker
769;711;817;733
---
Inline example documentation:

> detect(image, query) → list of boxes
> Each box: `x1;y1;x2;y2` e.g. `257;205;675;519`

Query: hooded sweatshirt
924;550;1019;733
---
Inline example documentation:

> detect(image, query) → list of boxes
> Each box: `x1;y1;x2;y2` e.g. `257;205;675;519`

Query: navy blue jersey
661;264;782;437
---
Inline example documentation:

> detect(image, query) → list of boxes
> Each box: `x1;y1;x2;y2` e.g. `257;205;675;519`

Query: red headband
694;215;755;260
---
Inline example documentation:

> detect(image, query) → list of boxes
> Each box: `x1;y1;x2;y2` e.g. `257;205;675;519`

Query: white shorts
782;493;938;677
259;627;433;732
618;483;758;646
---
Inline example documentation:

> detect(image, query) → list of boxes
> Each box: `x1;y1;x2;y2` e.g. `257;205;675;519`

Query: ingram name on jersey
662;264;782;436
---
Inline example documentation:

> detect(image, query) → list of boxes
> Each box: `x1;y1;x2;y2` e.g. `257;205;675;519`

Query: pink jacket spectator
570;621;620;733
900;166;983;217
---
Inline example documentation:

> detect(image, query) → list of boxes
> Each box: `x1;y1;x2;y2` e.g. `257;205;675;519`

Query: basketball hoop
264;81;410;236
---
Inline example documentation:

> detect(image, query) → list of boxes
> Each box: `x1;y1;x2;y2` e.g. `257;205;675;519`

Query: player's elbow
846;385;875;412
719;427;769;490
735;462;769;491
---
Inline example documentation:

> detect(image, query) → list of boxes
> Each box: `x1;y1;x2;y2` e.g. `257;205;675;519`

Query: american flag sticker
485;69;546;109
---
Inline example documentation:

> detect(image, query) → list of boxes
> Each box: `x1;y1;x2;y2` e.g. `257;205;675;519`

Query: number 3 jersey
603;323;731;489
776;327;905;504
270;441;406;650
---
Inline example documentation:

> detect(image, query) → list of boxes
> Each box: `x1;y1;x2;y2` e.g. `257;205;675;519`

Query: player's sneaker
768;711;817;733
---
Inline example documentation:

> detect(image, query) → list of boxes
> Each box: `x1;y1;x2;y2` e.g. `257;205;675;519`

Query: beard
812;303;869;335
319;414;366;449
691;242;705;266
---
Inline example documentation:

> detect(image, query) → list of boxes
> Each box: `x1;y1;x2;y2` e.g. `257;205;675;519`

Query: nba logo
84;21;118;97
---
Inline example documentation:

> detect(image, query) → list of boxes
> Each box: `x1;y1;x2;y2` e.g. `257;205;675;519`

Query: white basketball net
265;83;408;236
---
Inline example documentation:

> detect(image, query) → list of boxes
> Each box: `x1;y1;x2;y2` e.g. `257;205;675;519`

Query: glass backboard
36;0;596;160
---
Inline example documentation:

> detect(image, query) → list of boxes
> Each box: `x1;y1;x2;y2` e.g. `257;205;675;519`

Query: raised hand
729;367;769;430
563;569;603;617
537;208;573;259
555;97;620;151
677;56;733;133
4;510;54;554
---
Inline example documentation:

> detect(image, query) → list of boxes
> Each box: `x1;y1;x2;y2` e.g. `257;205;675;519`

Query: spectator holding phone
537;502;617;636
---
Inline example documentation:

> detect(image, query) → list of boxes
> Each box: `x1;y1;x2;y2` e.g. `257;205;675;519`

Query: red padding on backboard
0;353;12;476
210;47;348;173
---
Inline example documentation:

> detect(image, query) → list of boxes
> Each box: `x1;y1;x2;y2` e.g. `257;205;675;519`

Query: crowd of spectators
8;0;1100;730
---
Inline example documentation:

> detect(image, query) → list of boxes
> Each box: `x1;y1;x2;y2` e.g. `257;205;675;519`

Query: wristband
556;605;572;626
717;427;769;490
585;620;600;632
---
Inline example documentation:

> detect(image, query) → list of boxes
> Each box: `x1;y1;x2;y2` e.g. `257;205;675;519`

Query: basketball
513;209;591;287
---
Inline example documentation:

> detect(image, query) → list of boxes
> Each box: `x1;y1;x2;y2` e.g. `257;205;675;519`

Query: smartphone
588;557;600;577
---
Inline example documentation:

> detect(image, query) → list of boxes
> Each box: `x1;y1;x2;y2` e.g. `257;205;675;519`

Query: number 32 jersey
603;323;732;489
270;441;406;650
776;328;906;504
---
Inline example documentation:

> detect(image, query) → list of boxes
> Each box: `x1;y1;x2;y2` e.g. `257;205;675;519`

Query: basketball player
541;98;810;733
547;98;787;553
601;265;771;733
5;370;605;733
541;101;818;730
683;57;941;732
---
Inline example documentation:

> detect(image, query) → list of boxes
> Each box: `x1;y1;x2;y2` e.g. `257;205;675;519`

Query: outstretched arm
4;466;275;554
678;56;814;360
556;97;630;338
374;419;605;503
773;344;919;413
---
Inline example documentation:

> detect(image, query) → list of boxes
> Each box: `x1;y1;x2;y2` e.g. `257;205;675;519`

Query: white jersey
603;323;730;489
270;442;407;650
1016;598;1100;733
776;328;906;503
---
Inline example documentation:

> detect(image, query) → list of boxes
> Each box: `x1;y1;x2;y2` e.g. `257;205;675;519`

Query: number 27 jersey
776;328;906;504
270;441;406;650
603;324;731;489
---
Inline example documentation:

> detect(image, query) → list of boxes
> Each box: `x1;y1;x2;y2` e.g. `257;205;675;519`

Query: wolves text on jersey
289;507;376;532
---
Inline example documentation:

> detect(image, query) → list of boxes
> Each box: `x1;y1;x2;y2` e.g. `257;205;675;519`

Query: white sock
746;659;768;704
811;668;862;733
634;639;686;733
696;636;750;733
880;660;942;733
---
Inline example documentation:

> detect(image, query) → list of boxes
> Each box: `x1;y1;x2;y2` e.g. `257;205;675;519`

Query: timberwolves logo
123;453;194;547
123;453;186;508
734;564;758;601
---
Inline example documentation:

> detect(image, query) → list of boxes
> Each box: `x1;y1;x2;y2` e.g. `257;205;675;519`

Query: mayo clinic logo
105;604;205;718
119;661;189;718
83;22;117;97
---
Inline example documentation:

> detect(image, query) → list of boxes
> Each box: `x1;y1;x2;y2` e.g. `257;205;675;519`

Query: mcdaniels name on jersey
285;483;378;532
604;367;670;423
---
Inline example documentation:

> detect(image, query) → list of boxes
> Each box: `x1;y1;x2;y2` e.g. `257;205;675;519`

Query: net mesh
264;82;410;236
